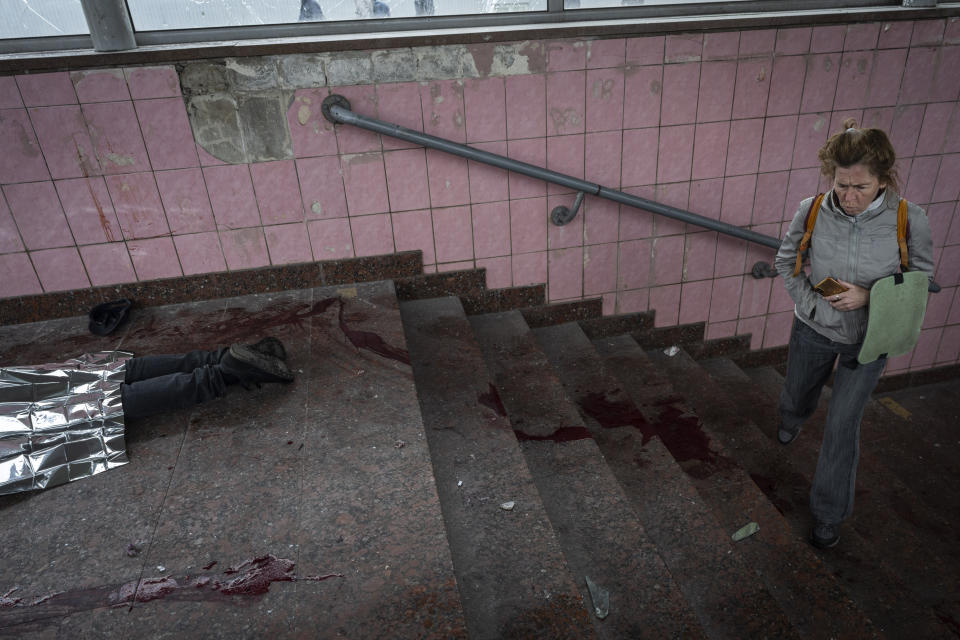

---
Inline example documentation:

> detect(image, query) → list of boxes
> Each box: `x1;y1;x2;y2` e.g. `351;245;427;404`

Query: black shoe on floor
778;424;801;445
811;522;840;549
220;344;294;388
247;336;287;361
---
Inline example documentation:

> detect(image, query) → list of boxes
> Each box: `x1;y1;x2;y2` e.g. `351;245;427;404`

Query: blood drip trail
218;555;295;596
0;555;344;628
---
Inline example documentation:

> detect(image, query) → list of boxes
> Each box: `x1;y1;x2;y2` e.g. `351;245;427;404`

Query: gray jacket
775;189;935;345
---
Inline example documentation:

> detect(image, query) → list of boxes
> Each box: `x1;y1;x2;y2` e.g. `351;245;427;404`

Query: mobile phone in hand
813;277;848;297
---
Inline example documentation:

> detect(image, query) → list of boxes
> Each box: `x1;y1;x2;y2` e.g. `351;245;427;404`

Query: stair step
742;366;960;621
702;359;953;637
469;310;704;640
868;384;960;518
272;282;466;637
531;323;799;639
627;344;878;638
631;322;706;350
399;297;594;640
747;365;960;550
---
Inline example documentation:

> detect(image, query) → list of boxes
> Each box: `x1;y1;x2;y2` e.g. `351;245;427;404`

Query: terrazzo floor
0;281;466;639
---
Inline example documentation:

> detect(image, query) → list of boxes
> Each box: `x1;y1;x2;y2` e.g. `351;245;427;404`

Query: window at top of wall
126;0;546;29
0;0;89;39
566;0;754;8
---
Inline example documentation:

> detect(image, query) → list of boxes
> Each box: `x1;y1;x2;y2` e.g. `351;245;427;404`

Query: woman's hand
828;279;869;311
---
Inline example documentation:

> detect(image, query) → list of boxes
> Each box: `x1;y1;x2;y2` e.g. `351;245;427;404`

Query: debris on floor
585;576;609;619
732;522;760;541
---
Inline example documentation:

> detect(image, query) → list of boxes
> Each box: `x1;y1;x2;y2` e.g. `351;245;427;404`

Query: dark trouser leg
810;350;885;524
124;348;228;384
779;318;838;432
121;365;227;419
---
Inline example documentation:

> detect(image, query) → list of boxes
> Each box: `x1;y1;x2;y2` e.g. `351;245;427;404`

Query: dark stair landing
2;279;958;639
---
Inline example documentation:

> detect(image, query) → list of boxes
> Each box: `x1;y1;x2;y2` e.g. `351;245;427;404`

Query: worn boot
247;336;287;361
219;344;295;389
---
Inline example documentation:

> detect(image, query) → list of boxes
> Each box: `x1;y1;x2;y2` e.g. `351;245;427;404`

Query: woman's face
833;163;885;215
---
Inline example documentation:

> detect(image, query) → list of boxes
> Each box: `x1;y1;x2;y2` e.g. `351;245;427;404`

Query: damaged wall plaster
180;41;545;164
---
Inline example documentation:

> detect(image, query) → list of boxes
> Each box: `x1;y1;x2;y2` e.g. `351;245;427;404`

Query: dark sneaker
778;424;801;445
220;344;295;388
247;336;287;361
811;522;839;549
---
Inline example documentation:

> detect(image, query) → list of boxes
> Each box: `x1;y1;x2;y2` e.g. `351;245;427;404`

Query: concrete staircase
399;292;958;639
2;275;958;638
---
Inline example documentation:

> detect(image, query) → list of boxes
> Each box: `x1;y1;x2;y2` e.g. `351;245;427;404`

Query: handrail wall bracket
551;192;584;226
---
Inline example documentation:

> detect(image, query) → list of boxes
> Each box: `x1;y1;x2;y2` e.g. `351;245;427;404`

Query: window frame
0;0;953;61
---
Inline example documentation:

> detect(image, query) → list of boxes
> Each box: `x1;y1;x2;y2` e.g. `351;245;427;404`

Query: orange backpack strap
793;193;826;277
897;199;909;272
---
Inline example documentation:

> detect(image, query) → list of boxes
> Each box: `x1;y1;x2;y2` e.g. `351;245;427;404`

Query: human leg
121;365;226;419
124;349;227;383
121;344;294;419
809;350;886;528
779;318;840;443
124;338;287;384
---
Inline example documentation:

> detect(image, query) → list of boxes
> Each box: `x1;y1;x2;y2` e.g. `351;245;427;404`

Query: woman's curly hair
818;118;900;192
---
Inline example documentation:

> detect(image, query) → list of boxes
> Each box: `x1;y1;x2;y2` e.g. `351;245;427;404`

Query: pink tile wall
28;105;100;179
16;72;77;107
56;177;122;244
587;38;625;69
125;66;181;100
83;101;152;174
309;218;354;259
477;255;511;289
333;85;380;154
221;228;270;270
3;181;74;250
3;22;960;374
0;109;49;184
156;169;216;234
549;247;583;300
464;77;506;143
80;242;137;286
174;232;227;275
421;80;466;143
393;209;436;263
72;69;130;103
106;172;169;239
0;253;42;297
547;71;586;136
0;192;21;254
135;98;200;170
468;141;509;203
352;214;395;257
342;153;390;215
289;88;337;158
0;78;24;109
378;82;424;151
264;223;312;265
31;247;89;291
297;156;348;219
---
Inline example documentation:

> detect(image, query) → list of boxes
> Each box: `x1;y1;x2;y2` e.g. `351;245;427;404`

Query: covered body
1;351;131;495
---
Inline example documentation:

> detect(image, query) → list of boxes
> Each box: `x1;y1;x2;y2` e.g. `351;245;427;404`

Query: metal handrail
321;94;941;292
322;95;780;253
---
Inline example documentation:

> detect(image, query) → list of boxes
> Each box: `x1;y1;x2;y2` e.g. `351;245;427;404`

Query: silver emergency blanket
1;351;131;495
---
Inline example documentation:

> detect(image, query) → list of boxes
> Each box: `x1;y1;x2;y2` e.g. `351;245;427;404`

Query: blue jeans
780;318;886;525
121;348;229;419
